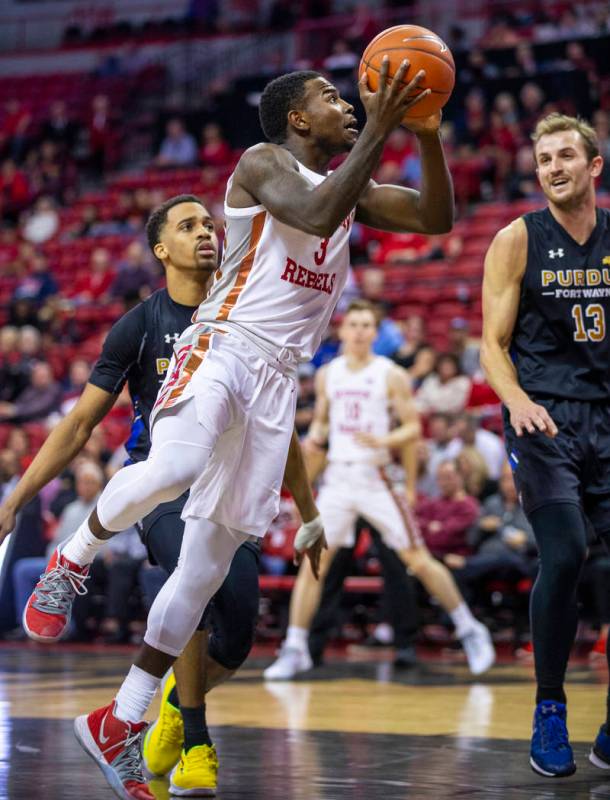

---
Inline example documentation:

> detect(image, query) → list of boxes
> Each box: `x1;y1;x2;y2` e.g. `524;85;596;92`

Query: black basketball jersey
511;207;610;401
89;289;196;462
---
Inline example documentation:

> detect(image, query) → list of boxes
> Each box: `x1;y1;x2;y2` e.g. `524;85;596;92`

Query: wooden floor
1;642;609;799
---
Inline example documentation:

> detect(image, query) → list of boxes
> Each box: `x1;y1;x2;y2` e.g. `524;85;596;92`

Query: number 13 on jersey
572;303;606;342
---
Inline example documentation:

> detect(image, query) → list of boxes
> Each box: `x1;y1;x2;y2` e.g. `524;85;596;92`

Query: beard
545;180;591;211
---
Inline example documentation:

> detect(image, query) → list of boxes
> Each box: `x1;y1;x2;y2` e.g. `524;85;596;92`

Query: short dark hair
145;194;204;252
259;71;321;144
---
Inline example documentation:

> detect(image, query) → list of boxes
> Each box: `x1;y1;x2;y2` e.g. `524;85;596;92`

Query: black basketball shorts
138;492;260;669
503;397;610;536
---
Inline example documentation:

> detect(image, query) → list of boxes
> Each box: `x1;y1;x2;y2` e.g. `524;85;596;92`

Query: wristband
294;514;324;552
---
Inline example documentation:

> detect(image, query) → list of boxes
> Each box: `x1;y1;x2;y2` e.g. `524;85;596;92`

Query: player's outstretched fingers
389;59;410;94
377;55;390;91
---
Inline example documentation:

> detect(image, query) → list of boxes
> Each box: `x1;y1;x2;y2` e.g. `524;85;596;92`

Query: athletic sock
62;519;107;567
449;602;478;639
167;685;180;710
115;665;161;723
285;625;309;652
536;686;567;705
182;705;212;751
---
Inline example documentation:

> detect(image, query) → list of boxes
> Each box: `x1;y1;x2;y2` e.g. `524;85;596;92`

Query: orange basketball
359;24;455;120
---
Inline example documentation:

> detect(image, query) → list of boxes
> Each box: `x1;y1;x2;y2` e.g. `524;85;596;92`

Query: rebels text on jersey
88;289;196;461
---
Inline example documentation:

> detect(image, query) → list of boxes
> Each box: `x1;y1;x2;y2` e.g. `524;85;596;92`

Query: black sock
536;686;566;705
167;686;180;710
181;705;212;751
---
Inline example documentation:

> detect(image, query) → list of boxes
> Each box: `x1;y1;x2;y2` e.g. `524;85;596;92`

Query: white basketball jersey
326;355;394;466
189;158;353;363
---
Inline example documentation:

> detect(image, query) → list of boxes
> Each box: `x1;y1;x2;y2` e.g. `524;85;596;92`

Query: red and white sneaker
74;701;154;800
22;546;90;642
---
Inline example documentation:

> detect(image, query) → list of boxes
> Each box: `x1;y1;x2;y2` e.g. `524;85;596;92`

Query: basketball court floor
1;643;608;800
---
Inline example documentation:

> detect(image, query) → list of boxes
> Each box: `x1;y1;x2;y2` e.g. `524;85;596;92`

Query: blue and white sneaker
530;701;576;777
590;724;610;769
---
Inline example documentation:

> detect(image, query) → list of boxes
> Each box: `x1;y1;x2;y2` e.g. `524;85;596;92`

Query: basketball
359;24;455;120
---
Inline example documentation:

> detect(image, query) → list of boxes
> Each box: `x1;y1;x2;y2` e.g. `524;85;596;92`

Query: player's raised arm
480;219;557;439
355;112;454;235
233;60;431;238
0;383;116;542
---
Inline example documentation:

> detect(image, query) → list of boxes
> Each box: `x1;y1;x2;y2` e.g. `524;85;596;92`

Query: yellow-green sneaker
169;745;219;796
142;671;184;777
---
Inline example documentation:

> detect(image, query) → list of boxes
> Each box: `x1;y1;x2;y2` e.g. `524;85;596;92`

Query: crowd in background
1;1;610;649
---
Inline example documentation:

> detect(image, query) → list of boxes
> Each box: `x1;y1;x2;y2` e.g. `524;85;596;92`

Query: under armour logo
164;333;180;344
548;249;564;259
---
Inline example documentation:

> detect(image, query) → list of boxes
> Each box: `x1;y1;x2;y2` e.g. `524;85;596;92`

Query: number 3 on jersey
572;303;606;342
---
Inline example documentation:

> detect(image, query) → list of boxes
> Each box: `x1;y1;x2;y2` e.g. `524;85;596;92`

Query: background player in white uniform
265;300;495;679
20;61;454;799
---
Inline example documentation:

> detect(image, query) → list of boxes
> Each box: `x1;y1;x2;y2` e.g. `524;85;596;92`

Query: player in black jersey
481;113;610;778
0;194;321;796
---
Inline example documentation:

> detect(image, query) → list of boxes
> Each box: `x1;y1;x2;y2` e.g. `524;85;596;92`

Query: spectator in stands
423;412;463;497
344;2;379;51
155;118;197;168
0;325;41;402
394;315;436;386
447;317;480;377
295;362;316;436
416;459;479;559
371;231;431;264
87;94;116;176
40;100;80;153
6;428;29;464
479;13;521;48
462;50;500;87
199;122;232;170
519;83;546;137
0;361;62;424
2;99;31;162
21;196;60;244
268;0;297;31
445;461;537;589
29;140;77;205
323;38;359;93
453;412;505;481
456;446;498;502
415;352;471;415
508;144;540;200
70;247;114;304
0;159;30;222
594;110;610;192
0;448;20;505
8;297;39;329
14;252;58;305
60;359;91;415
509;43;539;78
110;241;155;302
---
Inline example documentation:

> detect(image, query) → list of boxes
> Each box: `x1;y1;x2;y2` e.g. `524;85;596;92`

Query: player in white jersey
265;300;495;680
19;62;454;798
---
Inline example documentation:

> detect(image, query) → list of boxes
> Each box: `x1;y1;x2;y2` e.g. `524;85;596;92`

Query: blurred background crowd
1;0;610;657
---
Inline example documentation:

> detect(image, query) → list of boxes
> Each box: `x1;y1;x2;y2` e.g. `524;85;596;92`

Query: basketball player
21;61;454;799
481;113;610;777
265;300;495;680
0;194;320;795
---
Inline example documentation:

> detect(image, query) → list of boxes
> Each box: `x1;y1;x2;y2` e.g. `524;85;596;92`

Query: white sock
285;625;309;652
61;519;107;567
449;602;478;638
114;665;161;723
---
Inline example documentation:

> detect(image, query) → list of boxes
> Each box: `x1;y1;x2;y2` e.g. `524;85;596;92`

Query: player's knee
400;546;431;577
209;623;255;670
150;442;211;499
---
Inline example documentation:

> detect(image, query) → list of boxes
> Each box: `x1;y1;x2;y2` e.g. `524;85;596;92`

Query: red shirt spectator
199;123;233;169
0;160;30;217
70;247;115;303
416;459;479;557
372;231;430;264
